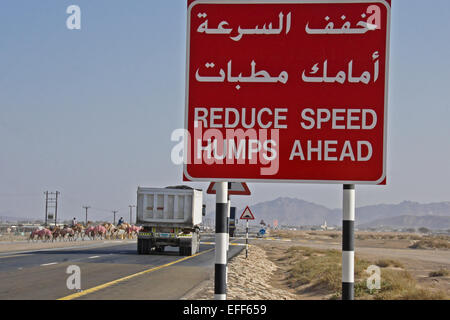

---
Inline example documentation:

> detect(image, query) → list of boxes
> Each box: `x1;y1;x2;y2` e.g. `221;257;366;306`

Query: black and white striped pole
215;182;228;300
227;194;231;252
342;184;355;300
245;219;249;259
226;192;231;285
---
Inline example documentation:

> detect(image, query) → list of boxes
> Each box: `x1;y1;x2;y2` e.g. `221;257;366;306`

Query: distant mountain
223;198;450;230
335;201;450;225
358;215;450;230
239;197;340;227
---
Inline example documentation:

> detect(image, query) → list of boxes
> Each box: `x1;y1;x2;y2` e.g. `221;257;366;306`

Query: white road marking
0;253;33;259
88;256;100;259
41;262;58;266
1;240;136;256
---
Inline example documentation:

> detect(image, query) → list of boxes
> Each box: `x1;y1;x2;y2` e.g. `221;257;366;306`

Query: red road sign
240;206;255;220
185;0;391;184
207;182;251;196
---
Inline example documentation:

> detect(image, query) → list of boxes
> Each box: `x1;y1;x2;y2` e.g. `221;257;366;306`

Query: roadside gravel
187;245;297;300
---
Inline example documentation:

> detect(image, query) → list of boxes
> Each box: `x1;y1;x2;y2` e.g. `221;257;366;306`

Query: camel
60;226;75;241
72;224;85;240
51;226;62;242
84;226;95;240
28;229;40;242
40;229;53;242
115;223;131;240
93;225;107;240
28;227;52;242
126;225;142;239
102;223;117;240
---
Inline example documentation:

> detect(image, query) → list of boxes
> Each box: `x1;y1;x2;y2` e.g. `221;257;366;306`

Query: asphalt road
0;237;243;300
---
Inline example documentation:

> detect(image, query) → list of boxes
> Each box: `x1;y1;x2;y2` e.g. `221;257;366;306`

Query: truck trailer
136;186;203;256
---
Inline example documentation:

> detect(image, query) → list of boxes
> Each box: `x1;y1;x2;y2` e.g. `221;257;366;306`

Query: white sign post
240;206;255;259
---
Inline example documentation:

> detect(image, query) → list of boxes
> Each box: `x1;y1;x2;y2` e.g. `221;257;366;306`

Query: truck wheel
143;239;150;254
197;234;201;253
137;239;143;254
196;239;200;254
190;233;199;255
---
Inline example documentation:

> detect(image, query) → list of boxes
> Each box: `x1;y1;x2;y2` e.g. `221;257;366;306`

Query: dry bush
409;239;450;250
272;231;449;250
287;247;341;292
282;246;447;300
429;269;449;277
356;233;428;242
375;259;404;269
355;267;448;300
285;246;370;296
371;269;447;300
356;233;374;240
271;230;302;240
328;233;341;239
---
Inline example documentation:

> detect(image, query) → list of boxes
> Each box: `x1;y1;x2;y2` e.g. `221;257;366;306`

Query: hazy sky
0;0;449;221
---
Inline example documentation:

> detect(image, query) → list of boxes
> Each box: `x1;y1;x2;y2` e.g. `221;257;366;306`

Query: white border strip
184;0;391;185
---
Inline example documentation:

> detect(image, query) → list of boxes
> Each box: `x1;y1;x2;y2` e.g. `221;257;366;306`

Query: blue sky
0;0;449;221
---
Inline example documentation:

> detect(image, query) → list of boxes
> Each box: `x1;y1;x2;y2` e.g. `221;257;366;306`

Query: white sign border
184;0;391;185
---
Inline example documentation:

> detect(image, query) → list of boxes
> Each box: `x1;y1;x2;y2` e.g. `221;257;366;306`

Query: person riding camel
72;217;77;227
117;217;124;226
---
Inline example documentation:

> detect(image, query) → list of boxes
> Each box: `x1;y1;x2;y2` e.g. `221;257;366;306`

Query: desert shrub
429;269;449;277
409;239;450;249
418;227;430;234
280;246;447;300
287;247;341;292
375;259;404;268
357;267;447;300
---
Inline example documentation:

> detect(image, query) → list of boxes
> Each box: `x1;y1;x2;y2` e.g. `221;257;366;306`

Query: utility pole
44;192;48;226
83;206;90;226
129;205;136;224
113;210;118;225
54;191;59;227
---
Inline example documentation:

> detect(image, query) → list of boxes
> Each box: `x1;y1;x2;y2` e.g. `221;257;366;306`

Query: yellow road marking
0;254;33;259
57;248;214;300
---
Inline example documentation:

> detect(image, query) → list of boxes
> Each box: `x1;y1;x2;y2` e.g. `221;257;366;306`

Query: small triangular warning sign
240;206;255;220
207;182;251;196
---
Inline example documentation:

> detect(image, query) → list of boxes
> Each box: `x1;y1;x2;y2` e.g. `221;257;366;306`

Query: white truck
136;186;203;256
